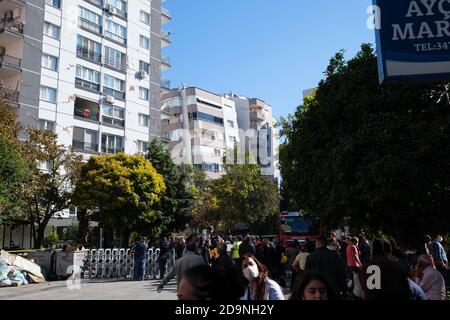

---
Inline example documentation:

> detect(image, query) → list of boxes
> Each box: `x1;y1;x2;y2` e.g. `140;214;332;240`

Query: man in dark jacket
158;236;171;279
304;236;347;298
239;235;256;257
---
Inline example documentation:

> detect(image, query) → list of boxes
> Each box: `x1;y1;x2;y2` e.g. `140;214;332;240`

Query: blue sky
163;0;375;119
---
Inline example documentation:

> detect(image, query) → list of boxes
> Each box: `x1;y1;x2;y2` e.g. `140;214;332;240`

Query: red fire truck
279;211;322;247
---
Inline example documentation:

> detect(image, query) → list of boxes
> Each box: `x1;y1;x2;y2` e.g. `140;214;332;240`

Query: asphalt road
0;278;178;300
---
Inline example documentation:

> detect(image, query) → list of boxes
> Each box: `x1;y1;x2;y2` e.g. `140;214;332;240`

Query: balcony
250;110;265;122
0;54;21;70
161;56;171;71
103;86;125;100
104;30;126;46
161;29;171;48
76;46;102;64
0;18;23;35
84;0;103;8
74;97;100;122
103;56;126;73
161;7;171;24
78;17;102;35
75;78;101;93
73;140;98;153
161;79;170;89
0;87;19;104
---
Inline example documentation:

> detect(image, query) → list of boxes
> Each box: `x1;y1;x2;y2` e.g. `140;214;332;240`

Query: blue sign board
374;0;450;83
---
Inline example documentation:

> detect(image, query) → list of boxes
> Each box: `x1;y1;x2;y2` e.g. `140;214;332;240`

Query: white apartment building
162;87;240;179
0;0;171;249
225;93;279;180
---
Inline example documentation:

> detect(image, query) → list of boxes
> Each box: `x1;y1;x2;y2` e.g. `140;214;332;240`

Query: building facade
162;87;240;179
225;93;279;180
0;0;171;249
162;87;279;180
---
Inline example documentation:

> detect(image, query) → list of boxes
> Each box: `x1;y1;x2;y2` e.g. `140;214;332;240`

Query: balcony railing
161;29;171;42
76;46;102;64
73;140;98;153
78;17;102;35
161;79;170;89
103;56;126;73
0;87;19;103
75;78;101;93
0;54;21;69
84;0;103;7
161;7;171;18
103;86;125;100
0;19;24;35
161;56;171;65
104;30;126;46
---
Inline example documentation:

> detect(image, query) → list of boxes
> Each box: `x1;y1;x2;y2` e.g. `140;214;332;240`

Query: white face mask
243;264;259;281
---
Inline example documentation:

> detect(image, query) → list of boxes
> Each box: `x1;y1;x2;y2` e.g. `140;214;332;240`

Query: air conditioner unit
136;70;147;79
106;5;118;15
105;95;115;104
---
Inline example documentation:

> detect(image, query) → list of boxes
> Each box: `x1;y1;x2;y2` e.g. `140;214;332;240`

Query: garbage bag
0;278;11;287
7;267;28;286
0;258;8;282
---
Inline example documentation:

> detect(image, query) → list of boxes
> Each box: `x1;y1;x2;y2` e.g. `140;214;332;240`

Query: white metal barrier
81;248;176;279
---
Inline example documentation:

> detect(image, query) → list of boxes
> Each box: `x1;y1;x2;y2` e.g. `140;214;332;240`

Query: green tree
22;129;82;249
212;152;281;232
0;136;29;223
280;44;450;246
73;153;166;247
146;139;195;235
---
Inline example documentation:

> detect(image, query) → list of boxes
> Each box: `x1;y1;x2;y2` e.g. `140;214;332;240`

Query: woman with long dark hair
290;272;336;301
237;254;284;300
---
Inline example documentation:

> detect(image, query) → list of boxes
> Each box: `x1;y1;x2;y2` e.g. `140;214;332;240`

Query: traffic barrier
81;248;176;279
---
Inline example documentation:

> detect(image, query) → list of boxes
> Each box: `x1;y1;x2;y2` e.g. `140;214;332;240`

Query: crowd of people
131;232;449;301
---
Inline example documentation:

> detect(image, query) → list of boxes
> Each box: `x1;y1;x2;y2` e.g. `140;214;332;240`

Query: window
214;149;221;157
105;19;126;44
41;54;58;71
103;74;125;99
138;114;150;127
46;0;61;9
140;35;150;49
139;60;150;73
79;7;101;26
106;0;126;12
189;112;224;125
140;11;150;25
229;136;237;143
39;119;55;131
76;64;100;81
194;163;220;173
74;97;100;122
77;35;101;63
137;140;149;154
44;22;60;39
104;47;125;71
73;127;98;152
102;105;124;127
79;7;102;34
139;87;149;101
103;74;123;91
76;65;100;92
101;134;124;154
40;86;57;103
227;120;234;128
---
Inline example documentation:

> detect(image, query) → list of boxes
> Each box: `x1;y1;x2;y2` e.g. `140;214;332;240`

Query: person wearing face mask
238;254;284;300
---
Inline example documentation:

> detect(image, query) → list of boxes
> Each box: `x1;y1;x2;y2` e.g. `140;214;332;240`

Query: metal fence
80;248;176;280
